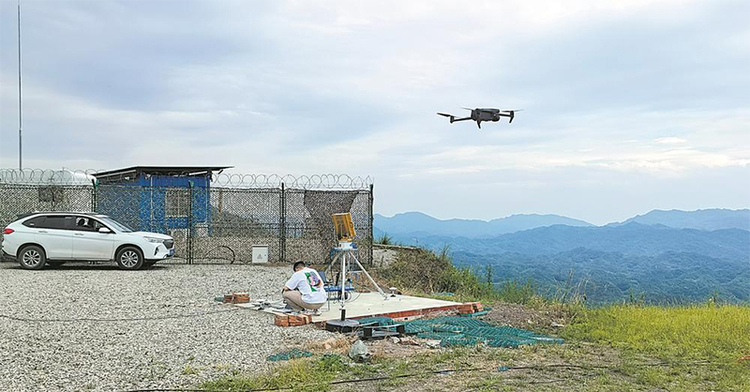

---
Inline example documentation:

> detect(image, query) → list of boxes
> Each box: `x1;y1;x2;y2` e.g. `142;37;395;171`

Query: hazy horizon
375;207;750;226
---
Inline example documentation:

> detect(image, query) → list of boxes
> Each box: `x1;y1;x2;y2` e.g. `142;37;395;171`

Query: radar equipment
325;213;389;332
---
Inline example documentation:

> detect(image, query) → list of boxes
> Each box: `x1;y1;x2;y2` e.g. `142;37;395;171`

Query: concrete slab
237;293;463;325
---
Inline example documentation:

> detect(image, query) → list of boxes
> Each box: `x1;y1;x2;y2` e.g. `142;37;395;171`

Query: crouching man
282;261;326;314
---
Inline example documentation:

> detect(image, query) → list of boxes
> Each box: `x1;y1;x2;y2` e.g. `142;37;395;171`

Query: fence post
91;179;98;212
369;183;374;266
187;181;194;265
280;182;286;263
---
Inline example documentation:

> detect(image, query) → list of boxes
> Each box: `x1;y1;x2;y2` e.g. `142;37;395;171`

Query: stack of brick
457;302;483;315
223;293;250;304
274;313;312;327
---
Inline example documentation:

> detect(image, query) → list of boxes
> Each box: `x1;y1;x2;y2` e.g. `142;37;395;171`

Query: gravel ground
0;262;334;391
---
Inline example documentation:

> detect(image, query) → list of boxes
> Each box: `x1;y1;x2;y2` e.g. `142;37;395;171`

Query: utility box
252;246;269;264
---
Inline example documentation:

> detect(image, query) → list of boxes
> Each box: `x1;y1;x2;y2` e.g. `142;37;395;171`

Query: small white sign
252;246;269;263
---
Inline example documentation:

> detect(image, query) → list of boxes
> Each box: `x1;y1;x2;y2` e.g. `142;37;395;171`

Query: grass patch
201;355;342;392
200;350;481;392
563;303;750;391
203;338;735;391
564;304;750;361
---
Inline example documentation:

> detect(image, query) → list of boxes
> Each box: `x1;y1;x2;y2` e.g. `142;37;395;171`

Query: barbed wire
211;173;373;190
0;168;99;185
0;169;373;190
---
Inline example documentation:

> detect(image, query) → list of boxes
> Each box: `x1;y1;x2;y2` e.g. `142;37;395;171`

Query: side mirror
98;227;112;234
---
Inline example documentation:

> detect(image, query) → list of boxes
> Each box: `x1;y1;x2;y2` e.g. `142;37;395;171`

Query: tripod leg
350;252;388;300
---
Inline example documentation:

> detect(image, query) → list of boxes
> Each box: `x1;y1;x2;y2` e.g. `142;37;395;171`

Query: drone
437;107;521;128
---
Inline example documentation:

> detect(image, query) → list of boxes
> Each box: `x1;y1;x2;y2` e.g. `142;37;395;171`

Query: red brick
274;314;289;327
233;293;250;303
457;304;475;314
288;314;311;326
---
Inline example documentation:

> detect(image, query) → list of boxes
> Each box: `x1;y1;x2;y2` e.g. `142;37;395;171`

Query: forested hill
453;249;750;303
393;223;748;261
375;209;749;304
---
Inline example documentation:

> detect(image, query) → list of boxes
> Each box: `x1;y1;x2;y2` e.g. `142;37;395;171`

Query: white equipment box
252;246;269;263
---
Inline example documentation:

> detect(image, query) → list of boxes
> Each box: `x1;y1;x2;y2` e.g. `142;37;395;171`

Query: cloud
655;137;688;145
0;0;748;223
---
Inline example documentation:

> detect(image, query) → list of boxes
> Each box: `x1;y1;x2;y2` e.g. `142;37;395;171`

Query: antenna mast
17;0;23;170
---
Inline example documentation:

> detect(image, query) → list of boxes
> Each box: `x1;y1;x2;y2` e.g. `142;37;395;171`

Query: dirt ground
484;302;570;333
302;332;644;392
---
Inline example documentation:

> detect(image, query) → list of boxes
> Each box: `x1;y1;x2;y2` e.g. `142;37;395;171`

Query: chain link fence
0;169;373;265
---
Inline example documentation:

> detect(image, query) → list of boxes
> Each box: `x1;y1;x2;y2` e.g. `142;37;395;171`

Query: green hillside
453;249;750;303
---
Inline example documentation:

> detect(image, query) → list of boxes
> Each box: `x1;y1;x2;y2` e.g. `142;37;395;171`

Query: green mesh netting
267;348;314;361
377;316;563;348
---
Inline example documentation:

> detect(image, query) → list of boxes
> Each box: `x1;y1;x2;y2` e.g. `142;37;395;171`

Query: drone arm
451;117;472;122
497;111;516;123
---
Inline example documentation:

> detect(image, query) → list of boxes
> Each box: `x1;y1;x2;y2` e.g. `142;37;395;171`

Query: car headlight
144;237;163;244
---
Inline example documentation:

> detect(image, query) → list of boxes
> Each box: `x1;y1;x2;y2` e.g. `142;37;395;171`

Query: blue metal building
93;166;231;233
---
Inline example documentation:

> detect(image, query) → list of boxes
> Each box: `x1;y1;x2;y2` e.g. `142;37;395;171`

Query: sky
0;0;748;225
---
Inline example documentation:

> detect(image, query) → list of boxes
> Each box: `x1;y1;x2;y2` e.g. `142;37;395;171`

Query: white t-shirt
285;267;327;304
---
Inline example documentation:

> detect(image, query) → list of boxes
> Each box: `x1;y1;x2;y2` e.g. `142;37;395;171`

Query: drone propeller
497;109;523;123
461;107;474;111
437;112;453;117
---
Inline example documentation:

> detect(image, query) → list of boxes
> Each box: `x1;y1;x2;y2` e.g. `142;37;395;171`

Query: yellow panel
332;213;356;242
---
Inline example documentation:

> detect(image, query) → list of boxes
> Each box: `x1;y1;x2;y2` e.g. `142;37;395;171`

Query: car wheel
116;246;144;270
18;245;46;270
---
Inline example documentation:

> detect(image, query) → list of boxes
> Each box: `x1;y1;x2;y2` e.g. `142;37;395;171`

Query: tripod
330;241;388;320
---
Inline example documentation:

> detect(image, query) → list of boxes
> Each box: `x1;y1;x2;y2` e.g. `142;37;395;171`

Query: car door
71;216;115;260
35;215;74;259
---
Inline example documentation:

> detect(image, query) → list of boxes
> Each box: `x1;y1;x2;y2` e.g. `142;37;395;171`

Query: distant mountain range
613;208;750;231
374;208;750;303
375;208;750;240
374;212;592;238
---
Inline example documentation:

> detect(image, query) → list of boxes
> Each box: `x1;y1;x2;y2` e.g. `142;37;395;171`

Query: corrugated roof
93;166;232;178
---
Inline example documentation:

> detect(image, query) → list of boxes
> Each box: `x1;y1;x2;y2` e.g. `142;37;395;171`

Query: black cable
122;360;719;392
0;307;240;323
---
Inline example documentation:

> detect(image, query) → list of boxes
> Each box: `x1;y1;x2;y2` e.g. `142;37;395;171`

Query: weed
375;233;394;245
182;364;199;375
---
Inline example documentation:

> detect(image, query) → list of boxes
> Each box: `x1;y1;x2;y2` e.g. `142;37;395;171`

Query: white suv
1;212;174;270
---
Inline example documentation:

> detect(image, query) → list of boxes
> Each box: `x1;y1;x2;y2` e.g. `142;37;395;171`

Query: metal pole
188;182;194;264
17;0;23;170
280;182;286;263
340;250;347;308
368;183;374;266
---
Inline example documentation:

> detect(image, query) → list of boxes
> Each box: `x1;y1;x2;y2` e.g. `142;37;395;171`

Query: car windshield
98;216;134;233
